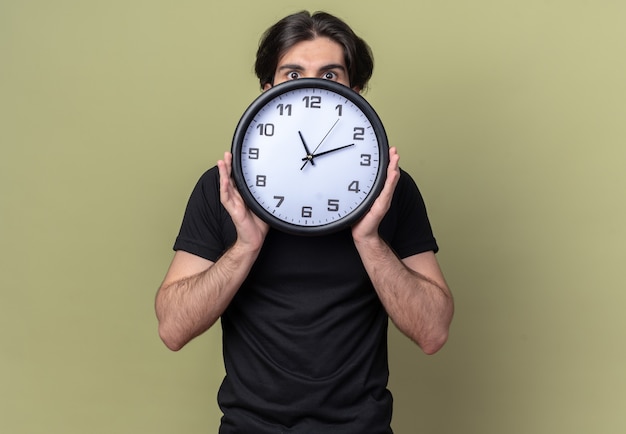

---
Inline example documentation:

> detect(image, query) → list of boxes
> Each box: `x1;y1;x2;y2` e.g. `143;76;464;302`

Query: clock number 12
302;96;321;109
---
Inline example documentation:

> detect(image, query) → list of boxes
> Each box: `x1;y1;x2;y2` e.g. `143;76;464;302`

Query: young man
156;11;454;433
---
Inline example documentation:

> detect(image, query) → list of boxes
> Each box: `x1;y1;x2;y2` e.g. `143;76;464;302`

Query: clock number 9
248;148;259;159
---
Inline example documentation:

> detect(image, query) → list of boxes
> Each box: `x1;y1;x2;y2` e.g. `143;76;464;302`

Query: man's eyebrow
276;63;347;72
277;64;305;71
318;64;347;72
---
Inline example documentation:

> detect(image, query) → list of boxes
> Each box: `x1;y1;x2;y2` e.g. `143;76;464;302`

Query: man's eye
322;72;337;80
288;71;300;80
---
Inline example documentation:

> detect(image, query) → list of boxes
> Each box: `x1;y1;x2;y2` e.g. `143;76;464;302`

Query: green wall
2;1;625;433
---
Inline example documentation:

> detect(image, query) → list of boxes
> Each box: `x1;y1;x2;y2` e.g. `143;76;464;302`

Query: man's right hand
217;151;269;251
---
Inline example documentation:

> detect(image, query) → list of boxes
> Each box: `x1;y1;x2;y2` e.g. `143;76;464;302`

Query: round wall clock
231;78;389;236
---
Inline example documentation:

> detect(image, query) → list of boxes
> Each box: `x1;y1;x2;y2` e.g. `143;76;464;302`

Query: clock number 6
302;206;313;218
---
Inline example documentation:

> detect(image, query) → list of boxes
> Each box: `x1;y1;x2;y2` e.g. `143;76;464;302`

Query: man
156;11;454;433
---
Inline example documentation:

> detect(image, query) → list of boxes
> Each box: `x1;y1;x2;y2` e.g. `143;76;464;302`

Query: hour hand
302;143;355;160
298;131;315;166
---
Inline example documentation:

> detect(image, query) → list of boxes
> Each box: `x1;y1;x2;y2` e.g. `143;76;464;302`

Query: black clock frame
231;78;389;236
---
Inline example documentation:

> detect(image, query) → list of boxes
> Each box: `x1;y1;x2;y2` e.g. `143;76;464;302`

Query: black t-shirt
174;166;438;434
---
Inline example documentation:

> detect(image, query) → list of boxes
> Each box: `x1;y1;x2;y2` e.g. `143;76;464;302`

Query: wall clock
231;78;389;236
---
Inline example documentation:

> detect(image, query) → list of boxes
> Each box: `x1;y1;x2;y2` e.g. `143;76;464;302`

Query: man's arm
155;245;260;351
353;242;454;355
155;153;269;351
352;147;454;355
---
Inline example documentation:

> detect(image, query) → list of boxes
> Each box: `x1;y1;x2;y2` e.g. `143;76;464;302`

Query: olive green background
2;1;625;433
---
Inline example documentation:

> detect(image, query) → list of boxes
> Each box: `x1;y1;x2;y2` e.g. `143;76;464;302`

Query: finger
388;147;400;178
223;151;233;175
218;152;240;204
217;159;231;194
380;147;400;199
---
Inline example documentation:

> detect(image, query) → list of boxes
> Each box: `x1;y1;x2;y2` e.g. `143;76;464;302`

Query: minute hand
302;143;355;160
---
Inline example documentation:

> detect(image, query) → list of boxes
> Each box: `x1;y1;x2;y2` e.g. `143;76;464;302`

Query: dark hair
255;11;374;90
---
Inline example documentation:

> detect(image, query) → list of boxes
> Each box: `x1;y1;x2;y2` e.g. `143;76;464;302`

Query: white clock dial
232;79;388;236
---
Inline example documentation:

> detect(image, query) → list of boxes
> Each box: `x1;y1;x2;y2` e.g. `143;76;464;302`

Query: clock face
232;79;388;236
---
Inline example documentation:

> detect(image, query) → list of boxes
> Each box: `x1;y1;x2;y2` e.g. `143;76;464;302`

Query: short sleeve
379;169;439;258
173;167;237;262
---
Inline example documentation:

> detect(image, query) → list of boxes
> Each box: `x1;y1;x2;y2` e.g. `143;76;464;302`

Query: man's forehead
277;38;346;66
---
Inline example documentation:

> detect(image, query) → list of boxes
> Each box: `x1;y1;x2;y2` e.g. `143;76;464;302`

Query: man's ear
263;83;272;91
352;85;362;94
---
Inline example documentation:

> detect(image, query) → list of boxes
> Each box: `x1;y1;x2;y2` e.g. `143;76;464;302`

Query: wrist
352;231;386;252
231;235;265;259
